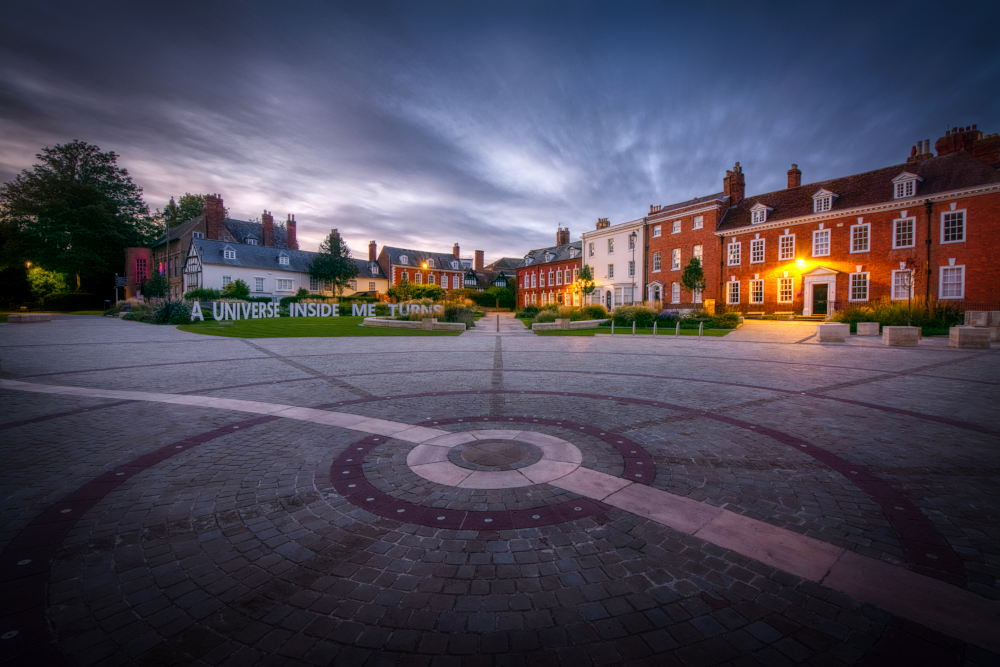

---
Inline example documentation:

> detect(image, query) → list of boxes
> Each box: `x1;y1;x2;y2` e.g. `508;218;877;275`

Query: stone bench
361;317;465;331
8;313;52;323
950;326;991;349
816;323;849;342
856;322;880;336
883;326;920;347
532;319;607;331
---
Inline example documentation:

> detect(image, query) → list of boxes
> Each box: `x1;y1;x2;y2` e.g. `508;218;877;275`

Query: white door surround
648;281;664;303
802;267;839;317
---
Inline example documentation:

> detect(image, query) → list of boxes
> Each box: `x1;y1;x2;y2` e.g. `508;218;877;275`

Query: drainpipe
719;234;726;309
642;217;649;303
925;199;933;300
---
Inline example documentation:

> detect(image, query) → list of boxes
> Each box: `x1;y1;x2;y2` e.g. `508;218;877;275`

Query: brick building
377;243;482;294
516;228;583;308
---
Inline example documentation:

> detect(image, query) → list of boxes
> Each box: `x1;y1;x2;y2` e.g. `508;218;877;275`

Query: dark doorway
813;284;828;315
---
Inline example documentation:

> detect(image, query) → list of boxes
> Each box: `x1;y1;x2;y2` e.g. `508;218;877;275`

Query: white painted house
580;217;646;309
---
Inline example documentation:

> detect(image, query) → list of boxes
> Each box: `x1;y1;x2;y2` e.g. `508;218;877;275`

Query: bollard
496;314;499;332
653;321;657;336
632;322;636;336
675;322;680;337
699;322;703;338
611;321;614;335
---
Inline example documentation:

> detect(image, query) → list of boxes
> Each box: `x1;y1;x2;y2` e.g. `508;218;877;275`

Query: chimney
286;214;298;250
205;194;225;241
556;227;570;245
453;243;460;259
649;205;662;214
596;217;610;230
723;162;745;205
262;210;274;247
475;250;484;272
369;240;377;262
787;164;801;189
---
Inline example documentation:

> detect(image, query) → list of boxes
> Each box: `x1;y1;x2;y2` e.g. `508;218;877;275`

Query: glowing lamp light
795;259;806;268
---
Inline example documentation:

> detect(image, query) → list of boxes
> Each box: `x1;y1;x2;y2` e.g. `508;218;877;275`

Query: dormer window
750;203;772;224
278;252;289;266
399;255;409;265
892;172;923;199
427;258;435;268
370;263;379;274
223;246;236;260
568;247;577;259
812;189;837;213
192;231;204;239
246;238;258;245
451;260;459;270
544;253;554;262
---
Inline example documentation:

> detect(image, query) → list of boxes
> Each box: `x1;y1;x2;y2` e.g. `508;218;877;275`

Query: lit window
751;239;765;263
540;272;546;287
778;277;794;303
564;268;571;283
531;273;537;288
672;220;681;234
588;242;594;257
224;249;236;260
851;223;870;253
573;268;579;282
727;242;741;266
940;266;964;298
727;281;740;304
671;282;680;303
812;229;830;257
849;273;869;301
428;274;435;284
607;264;614;279
555;270;562;285
693;245;703;262
541;292;547;305
607;239;614;253
693;216;703;230
892;270;913;300
652;225;661;237
942;211;965;243
275;279;293;291
752;210;766;224
894;218;915;248
255;277;264;292
628;261;635;277
672;249;681;270
652;252;661;272
750;279;763;304
779;234;795;260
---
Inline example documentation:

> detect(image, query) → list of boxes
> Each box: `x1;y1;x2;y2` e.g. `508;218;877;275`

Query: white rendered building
580;217;646;309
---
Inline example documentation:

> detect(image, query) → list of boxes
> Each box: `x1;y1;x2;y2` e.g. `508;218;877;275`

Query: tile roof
649;192;728;218
381;246;465;271
717;151;1000;232
192;239;383;278
518;241;582;268
485;257;523;271
154;215;291;247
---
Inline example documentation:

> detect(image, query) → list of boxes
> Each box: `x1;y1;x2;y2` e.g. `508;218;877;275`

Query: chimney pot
369;240;377;262
453;243;460;260
787;164;801;189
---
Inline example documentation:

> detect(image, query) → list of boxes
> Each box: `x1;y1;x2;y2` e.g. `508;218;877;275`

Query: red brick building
516;228;583;308
377;243;481;294
640;125;1000;316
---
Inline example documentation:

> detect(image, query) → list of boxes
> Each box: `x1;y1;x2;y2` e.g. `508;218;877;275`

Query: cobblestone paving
1;316;999;666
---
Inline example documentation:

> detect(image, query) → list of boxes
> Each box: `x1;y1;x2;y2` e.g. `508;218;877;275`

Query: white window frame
752;209;766;224
628;235;636;250
693;245;703;262
564;268;571;283
573;268;579;282
555;270;562;285
750;239;765;264
727;242;741;266
275;278;294;292
222;275;232;287
727;281;740;305
894;179;916;199
652;252;661;272
812;229;830;257
414;273;422;284
223;249;236;260
814;196;832;213
628;261;635;277
588;242;594;257
850;223;870;253
427;273;435;284
672;248;681;270
778;277;794;303
399;255;408;265
891;270;914;300
607;264;614;279
779;234;795;260
693;216;703;230
279;254;289;265
254;277;265;292
672;220;681;234
939;265;965;299
531;273;537;288
452;275;460;289
539;272;546;287
607;239;614;253
671;282;680;304
941;210;966;244
893;218;915;249
192;231;204;239
848;272;869;302
652;224;661;237
750;279;764;304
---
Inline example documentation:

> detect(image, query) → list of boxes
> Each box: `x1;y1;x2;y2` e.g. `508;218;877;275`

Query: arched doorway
605;290;612;309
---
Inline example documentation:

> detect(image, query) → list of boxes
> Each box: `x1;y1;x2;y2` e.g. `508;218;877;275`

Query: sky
2;1;998;261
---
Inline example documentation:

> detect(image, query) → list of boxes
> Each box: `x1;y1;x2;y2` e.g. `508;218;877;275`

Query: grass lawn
177;316;462;338
534;326;730;337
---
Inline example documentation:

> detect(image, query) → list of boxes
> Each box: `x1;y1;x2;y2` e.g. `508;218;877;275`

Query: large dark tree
309;231;358;295
0;140;157;291
162;193;217;228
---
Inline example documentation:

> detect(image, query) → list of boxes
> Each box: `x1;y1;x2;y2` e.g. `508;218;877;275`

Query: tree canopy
578;264;596;297
309;231;358;295
680;257;706;296
0;140;156;290
162;193;208;228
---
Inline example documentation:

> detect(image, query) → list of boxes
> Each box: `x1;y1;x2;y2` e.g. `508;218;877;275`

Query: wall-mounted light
795;259;806;268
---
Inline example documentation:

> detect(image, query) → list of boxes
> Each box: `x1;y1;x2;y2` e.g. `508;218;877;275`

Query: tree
309;231;358;295
0;141;157;291
144;270;169;298
484;285;515;309
162;193;211;228
27;266;69;298
681;257;706;300
386;273;414;302
222;278;250;299
578;264;596;299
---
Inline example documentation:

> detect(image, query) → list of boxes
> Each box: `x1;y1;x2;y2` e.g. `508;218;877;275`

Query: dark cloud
2;0;998;259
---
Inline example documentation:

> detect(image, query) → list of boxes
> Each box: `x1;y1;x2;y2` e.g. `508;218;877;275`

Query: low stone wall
532;319;608;331
8;313;52;323
362;317;465;332
950;326;991;349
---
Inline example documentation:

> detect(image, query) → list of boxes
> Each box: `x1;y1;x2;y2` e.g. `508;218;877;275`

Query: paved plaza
1;315;999;666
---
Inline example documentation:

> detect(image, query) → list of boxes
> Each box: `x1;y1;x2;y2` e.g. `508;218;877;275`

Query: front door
812;284;828;315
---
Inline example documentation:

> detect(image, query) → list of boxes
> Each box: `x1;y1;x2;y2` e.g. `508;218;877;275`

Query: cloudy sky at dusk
2;1;998;260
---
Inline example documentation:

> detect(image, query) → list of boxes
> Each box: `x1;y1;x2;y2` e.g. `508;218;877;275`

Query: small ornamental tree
387;274;414;302
578;264;596;300
222;278;250;299
310;230;358;296
681;257;706;303
144;270;168;298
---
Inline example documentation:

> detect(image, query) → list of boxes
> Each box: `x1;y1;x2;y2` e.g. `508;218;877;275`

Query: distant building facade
516;228;582;308
580;218;645;310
